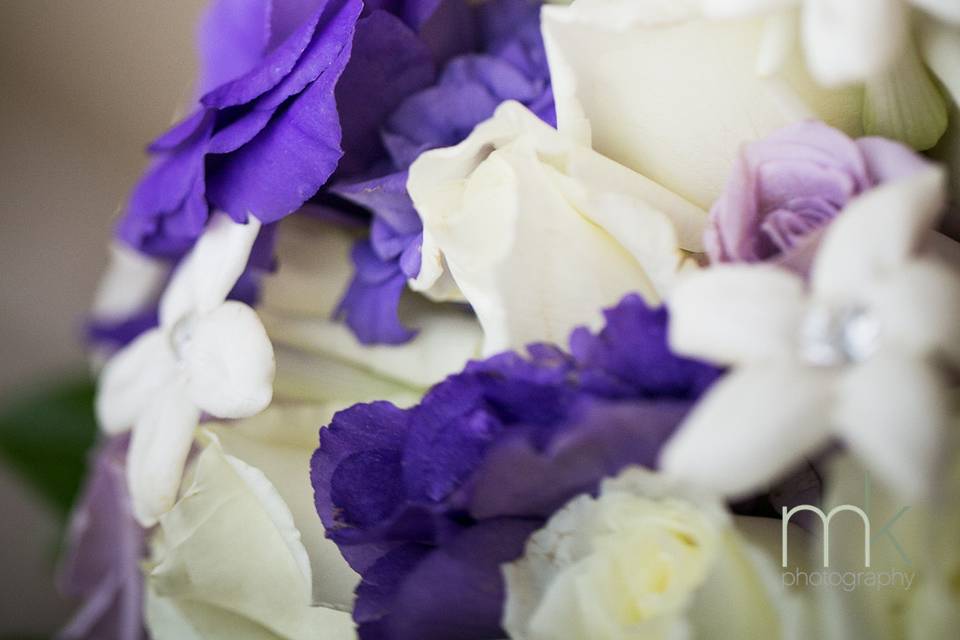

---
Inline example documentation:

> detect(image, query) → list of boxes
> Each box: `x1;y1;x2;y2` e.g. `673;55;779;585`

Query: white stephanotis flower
408;100;706;354
95;213;275;526
503;467;800;640
145;406;361;640
541;0;863;211
661;164;960;500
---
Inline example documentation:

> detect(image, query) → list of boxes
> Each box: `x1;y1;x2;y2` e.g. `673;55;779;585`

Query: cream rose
258;215;483;402
541;0;864;210
145;407;363;640
408;100;705;354
503;468;795;640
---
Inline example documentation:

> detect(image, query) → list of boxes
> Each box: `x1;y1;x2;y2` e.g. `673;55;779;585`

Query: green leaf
0;376;98;516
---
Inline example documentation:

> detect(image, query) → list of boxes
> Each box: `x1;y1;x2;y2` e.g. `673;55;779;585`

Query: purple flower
333;0;555;345
705;121;931;274
311;295;719;639
118;0;452;258
57;437;146;640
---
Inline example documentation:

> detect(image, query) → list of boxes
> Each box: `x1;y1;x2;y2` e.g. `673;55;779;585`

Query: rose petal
802;0;908;86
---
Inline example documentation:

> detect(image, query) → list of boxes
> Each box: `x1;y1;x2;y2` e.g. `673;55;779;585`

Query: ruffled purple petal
207;1;361;223
386;519;539;640
334;11;436;177
334;241;418;344
198;0;271;95
313;296;720;639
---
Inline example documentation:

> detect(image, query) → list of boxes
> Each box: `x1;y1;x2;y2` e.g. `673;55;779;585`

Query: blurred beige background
0;1;205;634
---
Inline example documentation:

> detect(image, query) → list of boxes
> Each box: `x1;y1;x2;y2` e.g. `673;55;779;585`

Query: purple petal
200;7;322;109
334;10;436;177
57;437;146;640
198;0;271;95
385;519;540;640
207;1;361;223
334;241;418;344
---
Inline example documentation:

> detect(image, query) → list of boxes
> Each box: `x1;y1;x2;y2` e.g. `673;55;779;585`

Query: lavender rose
311;295;719;639
706;121;932;274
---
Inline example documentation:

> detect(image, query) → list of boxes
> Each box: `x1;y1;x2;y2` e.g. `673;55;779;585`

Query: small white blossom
662;165;960;500
96;213;275;526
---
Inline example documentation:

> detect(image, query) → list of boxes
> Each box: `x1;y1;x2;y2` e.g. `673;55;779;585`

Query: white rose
408;100;705;354
258;214;483;402
541;0;864;210
144;405;383;640
503;468;797;640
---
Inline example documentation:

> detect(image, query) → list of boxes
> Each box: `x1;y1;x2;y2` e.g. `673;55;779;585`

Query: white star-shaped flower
661;165;960;500
96;213;275;525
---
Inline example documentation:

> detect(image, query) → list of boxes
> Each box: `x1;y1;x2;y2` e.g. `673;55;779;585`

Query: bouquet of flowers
58;0;960;638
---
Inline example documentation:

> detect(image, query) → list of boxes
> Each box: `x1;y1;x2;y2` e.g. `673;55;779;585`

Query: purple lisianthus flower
311;295;720;639
706;121;932;274
333;0;555;345
57;437;146;640
120;0;365;257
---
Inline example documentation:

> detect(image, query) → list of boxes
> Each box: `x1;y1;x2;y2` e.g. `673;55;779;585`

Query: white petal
408;101;689;354
206;406;361;609
181;301;275;419
913;0;960;24
659;364;834;499
258;215;356;318
145;431;356;640
91;243;170;321
260;302;481;395
669;265;806;366
96;329;177;434
159;212;261;328
127;381;201;526
869;258;960;364
756;10;800;77
702;0;799;19
812;166;948;301
834;355;949;501
919;18;960;105
542;1;862;209
802;0;908;86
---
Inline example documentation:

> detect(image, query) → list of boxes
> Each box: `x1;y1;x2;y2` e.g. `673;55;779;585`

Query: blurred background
0;1;205;635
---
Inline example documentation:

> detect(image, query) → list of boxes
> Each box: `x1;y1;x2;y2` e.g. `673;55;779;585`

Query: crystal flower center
799;304;880;367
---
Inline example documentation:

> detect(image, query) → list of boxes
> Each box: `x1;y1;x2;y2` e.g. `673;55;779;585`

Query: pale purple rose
706;121;932;274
